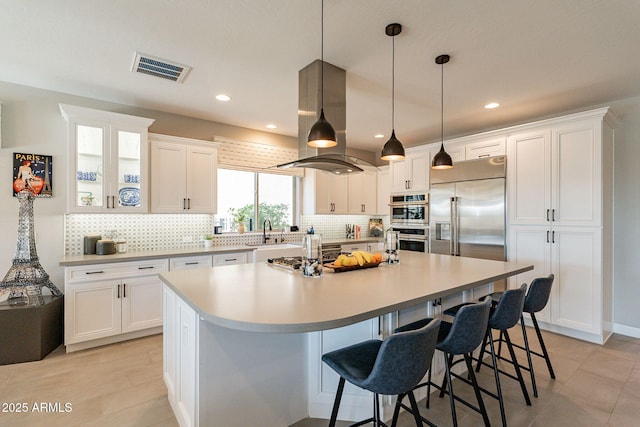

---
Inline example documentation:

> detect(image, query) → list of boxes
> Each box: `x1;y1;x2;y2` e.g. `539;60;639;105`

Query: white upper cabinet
303;169;348;214
347;170;377;214
465;137;506;159
150;134;218;214
389;148;430;193
507;116;604;227
60;104;154;213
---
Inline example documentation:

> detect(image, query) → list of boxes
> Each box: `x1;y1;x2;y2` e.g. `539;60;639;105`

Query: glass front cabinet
60;104;155;213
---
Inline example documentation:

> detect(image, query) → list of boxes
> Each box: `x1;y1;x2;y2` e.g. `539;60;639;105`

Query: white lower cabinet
212;252;248;266
509;225;607;342
170;255;213;271
164;284;199;427
64;259;168;352
308;318;382;421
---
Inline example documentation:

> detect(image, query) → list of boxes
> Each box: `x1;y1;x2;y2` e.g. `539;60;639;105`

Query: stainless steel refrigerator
430;156;506;261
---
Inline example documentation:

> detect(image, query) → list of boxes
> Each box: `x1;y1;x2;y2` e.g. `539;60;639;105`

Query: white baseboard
612;323;640;339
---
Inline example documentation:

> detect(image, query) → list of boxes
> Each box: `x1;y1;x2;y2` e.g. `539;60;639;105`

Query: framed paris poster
12;153;53;197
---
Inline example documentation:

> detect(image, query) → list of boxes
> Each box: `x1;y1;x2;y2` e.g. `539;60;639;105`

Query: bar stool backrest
361;318;441;396
489;283;527;331
524;274;555;314
438;297;492;355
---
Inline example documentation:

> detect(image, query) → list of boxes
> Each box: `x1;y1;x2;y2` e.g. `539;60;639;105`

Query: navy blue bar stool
491;274;556;398
322;318;441;427
395;297;492;427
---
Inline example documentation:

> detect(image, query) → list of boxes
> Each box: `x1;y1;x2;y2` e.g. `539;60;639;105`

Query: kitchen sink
248;243;302;263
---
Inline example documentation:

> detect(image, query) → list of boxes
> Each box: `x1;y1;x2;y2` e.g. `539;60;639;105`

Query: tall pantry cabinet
507;107;615;344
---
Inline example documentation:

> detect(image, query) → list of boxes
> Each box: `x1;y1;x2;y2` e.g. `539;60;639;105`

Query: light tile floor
0;327;639;426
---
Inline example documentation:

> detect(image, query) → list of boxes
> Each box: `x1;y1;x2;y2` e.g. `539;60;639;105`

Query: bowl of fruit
325;251;383;272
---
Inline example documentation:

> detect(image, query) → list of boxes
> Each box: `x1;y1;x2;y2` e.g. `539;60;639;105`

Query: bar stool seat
322;318;441;427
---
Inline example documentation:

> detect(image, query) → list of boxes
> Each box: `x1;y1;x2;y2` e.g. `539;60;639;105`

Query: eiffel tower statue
0;191;62;306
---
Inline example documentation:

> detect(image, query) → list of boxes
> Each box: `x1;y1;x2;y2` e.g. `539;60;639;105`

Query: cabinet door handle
187;198;191;210
106;196;111;209
546;209;550;221
552;231;556;243
408;179;411;189
85;270;104;275
547;230;550;243
183;198;186;210
117;284;120;299
138;266;155;270
478;154;490;158
552;209;556;221
123;283;126;298
112;195;116;209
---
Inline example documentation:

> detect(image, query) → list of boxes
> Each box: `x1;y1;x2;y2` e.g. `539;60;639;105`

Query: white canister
115;240;127;253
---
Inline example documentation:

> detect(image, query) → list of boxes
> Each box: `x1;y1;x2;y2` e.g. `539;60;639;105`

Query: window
216;168;295;232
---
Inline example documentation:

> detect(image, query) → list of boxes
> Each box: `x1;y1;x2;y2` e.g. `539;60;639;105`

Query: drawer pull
138;266;155;270
224;258;237;262
85;271;104;275
185;262;199;265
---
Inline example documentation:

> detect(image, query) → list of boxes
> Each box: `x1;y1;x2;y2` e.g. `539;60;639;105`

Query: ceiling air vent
132;52;191;83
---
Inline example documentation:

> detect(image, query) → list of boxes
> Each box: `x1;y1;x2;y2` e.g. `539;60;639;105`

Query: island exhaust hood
277;60;376;174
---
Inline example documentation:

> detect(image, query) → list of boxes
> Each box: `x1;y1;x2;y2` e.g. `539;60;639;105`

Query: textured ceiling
1;0;639;151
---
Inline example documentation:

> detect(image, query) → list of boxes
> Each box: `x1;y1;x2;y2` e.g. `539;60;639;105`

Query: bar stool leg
440;353;455;398
407;391;426;427
520;314;538;397
464;353;491;427
475;330;490;373
531;313;556;379
488;331;507;427
504;329;532;406
328;377;345;427
391;393;405;426
443;352;459;426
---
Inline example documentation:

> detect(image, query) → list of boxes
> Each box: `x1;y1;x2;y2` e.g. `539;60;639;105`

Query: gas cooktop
267;253;339;271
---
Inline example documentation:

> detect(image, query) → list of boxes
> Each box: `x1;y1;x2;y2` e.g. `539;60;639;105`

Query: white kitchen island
159;251;533;427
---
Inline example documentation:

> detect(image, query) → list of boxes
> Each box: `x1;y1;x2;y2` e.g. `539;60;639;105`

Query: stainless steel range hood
277;60;376;174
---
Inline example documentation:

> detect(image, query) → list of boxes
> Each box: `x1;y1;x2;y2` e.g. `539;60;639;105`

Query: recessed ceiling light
216;94;231;102
484;102;500;109
266;124;277;129
374;134;385;139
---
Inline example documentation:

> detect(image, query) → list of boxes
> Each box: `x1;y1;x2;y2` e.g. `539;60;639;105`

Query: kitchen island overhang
159;252;533;427
159;252;533;334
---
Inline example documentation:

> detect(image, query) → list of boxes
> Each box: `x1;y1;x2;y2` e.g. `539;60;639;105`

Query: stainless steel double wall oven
390;194;429;252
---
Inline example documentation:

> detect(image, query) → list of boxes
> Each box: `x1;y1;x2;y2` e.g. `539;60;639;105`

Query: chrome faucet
263;219;272;244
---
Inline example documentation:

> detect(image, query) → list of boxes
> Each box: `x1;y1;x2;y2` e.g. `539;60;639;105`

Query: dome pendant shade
432;143;453;169
432;53;453;169
380;23;405;161
380;130;405;161
307;108;337;148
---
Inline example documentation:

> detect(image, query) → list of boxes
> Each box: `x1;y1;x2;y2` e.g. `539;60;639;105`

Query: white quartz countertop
59;245;256;266
159;252;533;334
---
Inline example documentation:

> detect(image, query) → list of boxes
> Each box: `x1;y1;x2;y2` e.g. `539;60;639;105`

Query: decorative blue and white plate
118;187;140;206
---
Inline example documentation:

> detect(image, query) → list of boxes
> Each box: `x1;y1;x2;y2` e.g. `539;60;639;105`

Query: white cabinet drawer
213;252;248;266
65;259;169;284
170;255;213;271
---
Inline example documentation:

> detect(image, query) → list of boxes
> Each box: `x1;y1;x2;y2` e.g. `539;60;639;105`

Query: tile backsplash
64;214;389;255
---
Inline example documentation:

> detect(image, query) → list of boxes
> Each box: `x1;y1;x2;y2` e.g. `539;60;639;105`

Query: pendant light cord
391;33;395;131
320;0;324;111
440;59;444;146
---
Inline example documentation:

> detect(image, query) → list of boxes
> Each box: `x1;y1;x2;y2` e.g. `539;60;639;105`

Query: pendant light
307;0;337;148
380;23;405;161
432;54;453;169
